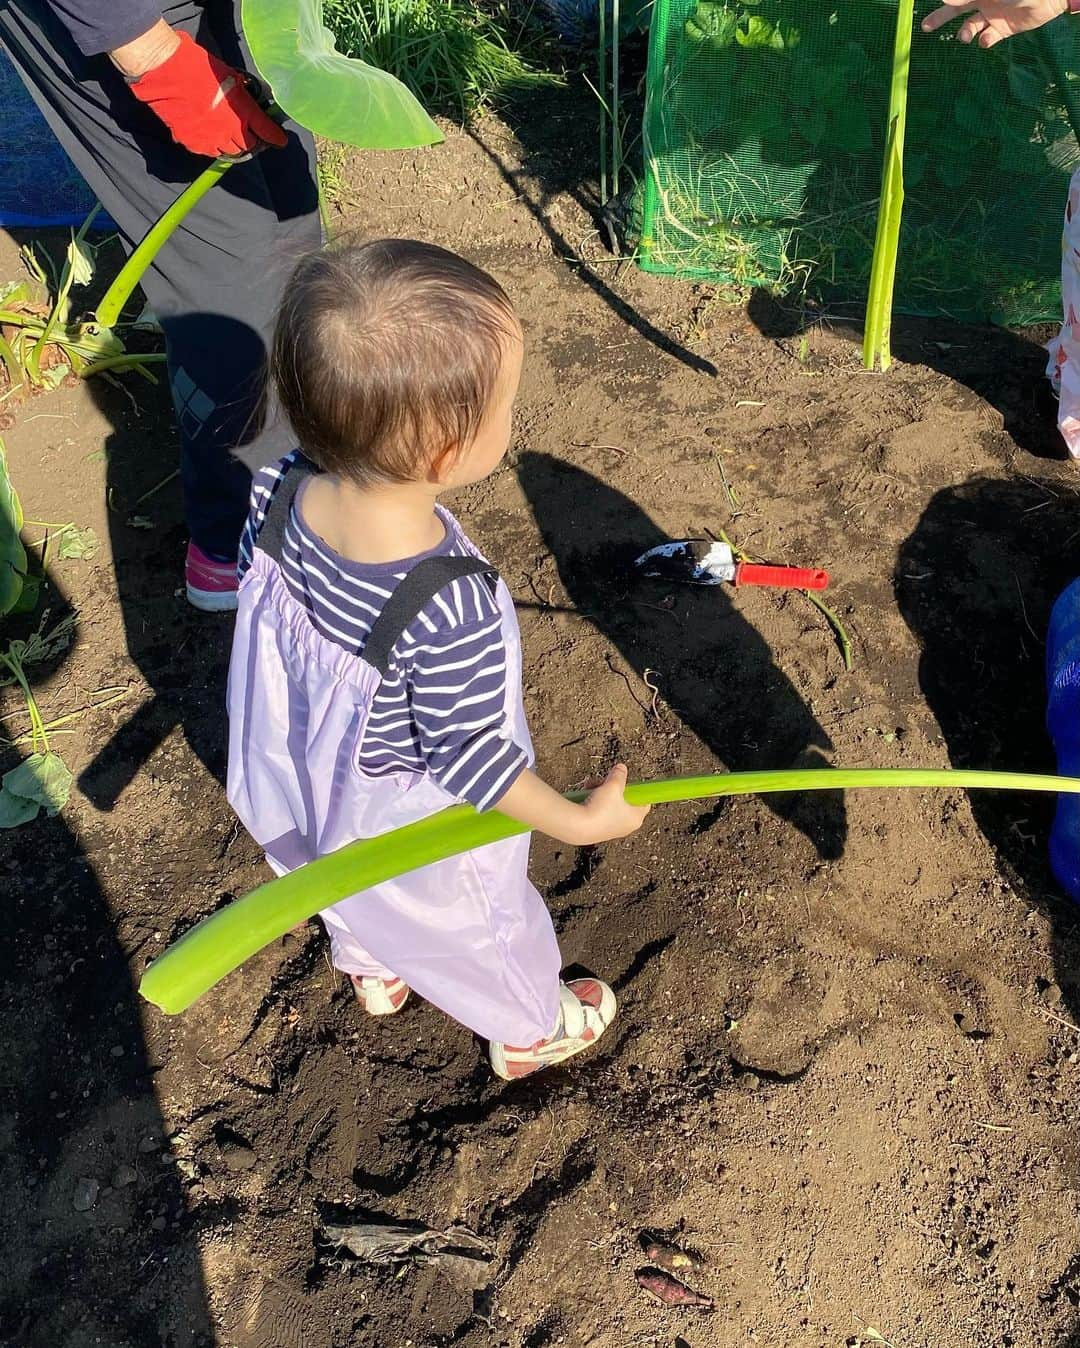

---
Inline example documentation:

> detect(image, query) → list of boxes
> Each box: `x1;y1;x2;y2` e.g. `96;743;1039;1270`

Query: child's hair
270;237;517;485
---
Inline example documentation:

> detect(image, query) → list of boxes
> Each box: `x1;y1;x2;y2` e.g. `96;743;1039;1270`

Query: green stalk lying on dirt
141;767;1080;1013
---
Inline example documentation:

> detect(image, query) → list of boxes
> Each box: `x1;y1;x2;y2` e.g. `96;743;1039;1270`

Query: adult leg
0;0;321;561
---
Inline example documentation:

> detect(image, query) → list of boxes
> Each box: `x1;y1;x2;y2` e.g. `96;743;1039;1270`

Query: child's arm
493;763;650;846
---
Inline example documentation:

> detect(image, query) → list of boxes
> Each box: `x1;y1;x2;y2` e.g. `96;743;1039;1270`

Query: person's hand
922;0;1068;47
576;764;651;844
124;28;287;157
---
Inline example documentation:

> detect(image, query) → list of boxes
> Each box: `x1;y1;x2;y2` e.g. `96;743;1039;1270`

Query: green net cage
638;0;1080;325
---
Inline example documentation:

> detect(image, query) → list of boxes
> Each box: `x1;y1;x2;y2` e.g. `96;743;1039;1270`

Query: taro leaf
0;785;39;829
905;150;928;188
0;445;28;617
1007;57;1045;111
954;92;988;139
831;104;873;154
240;0;442;149
798;103;828;147
936;155;971;190
0;754;72;824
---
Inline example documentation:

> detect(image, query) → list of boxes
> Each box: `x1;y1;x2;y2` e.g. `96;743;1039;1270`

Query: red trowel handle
734;563;829;590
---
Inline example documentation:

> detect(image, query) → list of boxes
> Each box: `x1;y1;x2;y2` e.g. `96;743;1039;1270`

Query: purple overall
226;463;562;1047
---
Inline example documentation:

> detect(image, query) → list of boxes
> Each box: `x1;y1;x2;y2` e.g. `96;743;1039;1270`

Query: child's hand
576;764;651;844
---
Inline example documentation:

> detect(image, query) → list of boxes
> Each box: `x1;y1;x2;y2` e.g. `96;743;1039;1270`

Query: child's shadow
516;453;847;861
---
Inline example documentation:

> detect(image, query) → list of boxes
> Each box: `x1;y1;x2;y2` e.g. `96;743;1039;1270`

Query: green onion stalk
863;0;914;372
141;767;1080;1013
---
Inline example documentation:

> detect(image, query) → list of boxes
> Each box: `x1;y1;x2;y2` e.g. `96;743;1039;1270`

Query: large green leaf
241;0;443;149
0;752;72;827
0;444;28;617
140;767;1080;1014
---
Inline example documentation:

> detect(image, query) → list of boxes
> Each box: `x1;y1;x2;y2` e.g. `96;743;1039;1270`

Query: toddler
227;238;650;1079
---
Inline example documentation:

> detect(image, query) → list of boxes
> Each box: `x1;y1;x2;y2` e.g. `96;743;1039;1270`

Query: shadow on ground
517;451;848;861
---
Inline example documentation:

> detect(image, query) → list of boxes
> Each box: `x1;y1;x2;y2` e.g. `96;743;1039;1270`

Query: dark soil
1;81;1079;1348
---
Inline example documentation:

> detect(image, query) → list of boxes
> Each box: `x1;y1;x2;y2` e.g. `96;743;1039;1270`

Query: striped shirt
238;452;528;811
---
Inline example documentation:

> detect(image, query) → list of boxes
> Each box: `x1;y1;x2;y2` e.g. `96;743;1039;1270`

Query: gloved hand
128;30;287;157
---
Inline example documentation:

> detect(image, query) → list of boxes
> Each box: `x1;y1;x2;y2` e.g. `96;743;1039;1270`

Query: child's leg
1048;167;1080;458
318;832;565;1045
318;910;410;1016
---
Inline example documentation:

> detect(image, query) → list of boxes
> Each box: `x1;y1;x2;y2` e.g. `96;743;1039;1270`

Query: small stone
113;1165;138;1189
110;1045;125;1059
737;1071;762;1092
138;1136;160;1154
150;1215;167;1232
1037;979;1063;1008
73;1178;99;1212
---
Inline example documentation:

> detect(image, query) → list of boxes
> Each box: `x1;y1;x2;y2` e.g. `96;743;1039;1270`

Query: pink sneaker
185;542;239;613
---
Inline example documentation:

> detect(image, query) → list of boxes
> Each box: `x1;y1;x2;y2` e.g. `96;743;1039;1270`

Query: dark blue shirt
43;1;189;55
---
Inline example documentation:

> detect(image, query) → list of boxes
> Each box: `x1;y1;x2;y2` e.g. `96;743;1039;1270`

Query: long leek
140;767;1080;1014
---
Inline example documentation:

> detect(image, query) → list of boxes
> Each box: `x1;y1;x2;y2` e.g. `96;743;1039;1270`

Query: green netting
639;0;1080;324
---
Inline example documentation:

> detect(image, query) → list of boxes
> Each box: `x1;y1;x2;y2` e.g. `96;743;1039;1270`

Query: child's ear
428;441;464;485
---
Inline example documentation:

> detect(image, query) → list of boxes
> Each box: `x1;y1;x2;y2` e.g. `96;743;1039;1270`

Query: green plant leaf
936;155;971;190
56;525;98;561
0;443;28;617
2;752;72;818
241;0;443;149
0;785;40;829
140;767;1080;1014
1007;57;1045;110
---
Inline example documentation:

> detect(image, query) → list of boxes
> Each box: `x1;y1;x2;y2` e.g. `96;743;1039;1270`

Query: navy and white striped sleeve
404;578;529;811
237;453;293;578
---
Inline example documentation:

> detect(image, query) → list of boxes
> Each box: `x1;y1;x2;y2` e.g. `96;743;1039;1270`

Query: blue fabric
0;47;111;228
1047;577;1080;902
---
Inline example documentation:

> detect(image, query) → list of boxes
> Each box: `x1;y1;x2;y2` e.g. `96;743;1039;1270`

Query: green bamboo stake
141;766;1080;1014
863;0;914;372
94;156;235;331
599;0;609;205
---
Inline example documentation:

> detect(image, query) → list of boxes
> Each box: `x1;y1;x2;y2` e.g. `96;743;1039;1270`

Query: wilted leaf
57;525;98;561
66;236;96;288
39;359;72;391
1;751;73;818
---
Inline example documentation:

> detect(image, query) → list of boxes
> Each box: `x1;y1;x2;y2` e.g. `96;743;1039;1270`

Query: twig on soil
713;454;743;518
642;668;663;719
605;652;651;716
1013;574;1040;645
571;440;632;457
1037;1006;1080;1036
133;468;180;507
975;1121;1014;1133
802;589;854;671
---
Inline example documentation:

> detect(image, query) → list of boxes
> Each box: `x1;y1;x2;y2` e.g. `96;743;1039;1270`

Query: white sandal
489;979;617;1080
350;974;410;1016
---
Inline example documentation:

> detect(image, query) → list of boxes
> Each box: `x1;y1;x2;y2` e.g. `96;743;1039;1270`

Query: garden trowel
634;539;828;590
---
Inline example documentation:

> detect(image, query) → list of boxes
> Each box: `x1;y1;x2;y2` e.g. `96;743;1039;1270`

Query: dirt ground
2;83;1080;1348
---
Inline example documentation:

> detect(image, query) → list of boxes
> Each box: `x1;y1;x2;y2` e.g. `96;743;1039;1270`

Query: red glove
129;30;287;158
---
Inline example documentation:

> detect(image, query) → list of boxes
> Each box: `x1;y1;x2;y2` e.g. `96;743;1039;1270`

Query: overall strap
255;453;319;564
364;556;499;679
